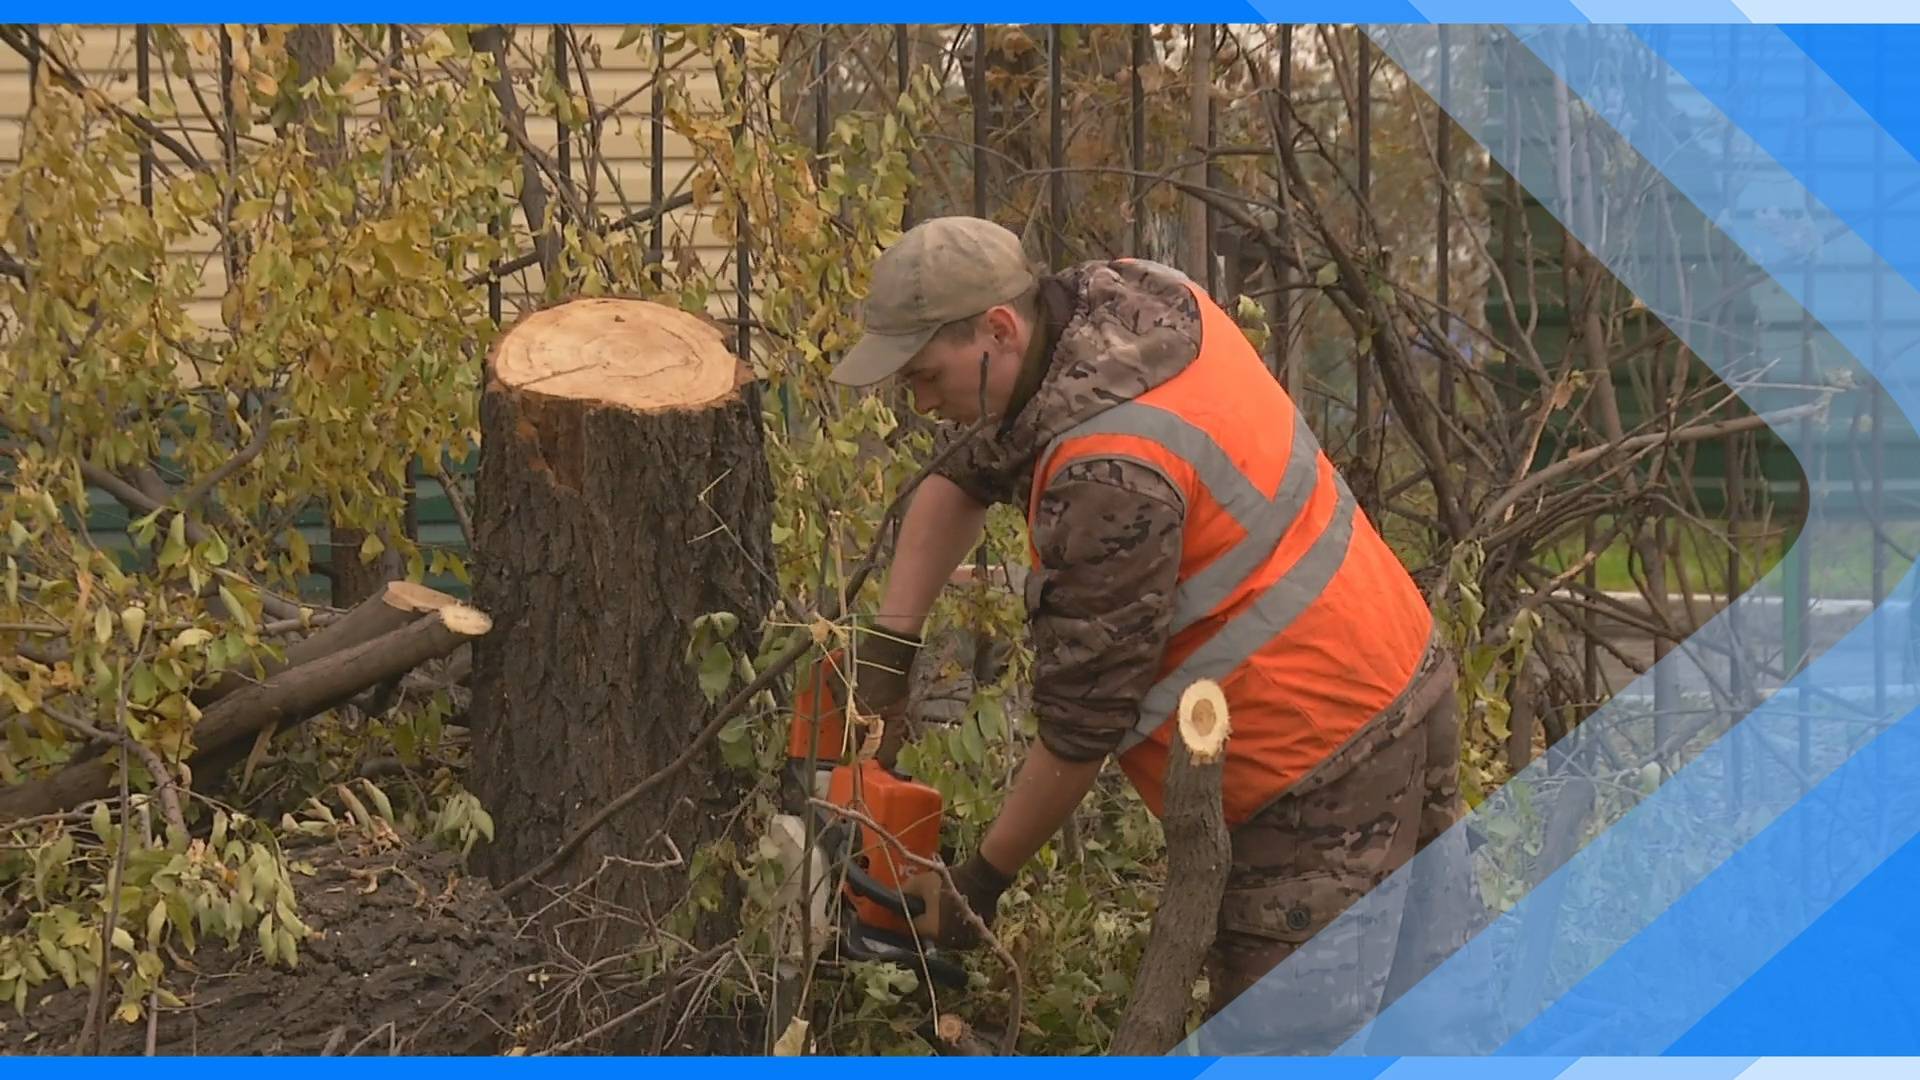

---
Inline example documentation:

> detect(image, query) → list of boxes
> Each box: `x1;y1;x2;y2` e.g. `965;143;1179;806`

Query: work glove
899;851;1015;951
849;627;919;768
848;626;919;716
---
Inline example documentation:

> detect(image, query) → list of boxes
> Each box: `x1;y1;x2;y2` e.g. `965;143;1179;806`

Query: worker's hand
850;627;920;768
849;626;920;717
900;852;1015;951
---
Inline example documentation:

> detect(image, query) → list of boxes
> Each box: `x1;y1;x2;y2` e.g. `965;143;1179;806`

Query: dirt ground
0;836;537;1056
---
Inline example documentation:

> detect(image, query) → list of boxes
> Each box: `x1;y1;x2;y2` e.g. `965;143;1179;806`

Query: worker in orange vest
829;216;1477;1043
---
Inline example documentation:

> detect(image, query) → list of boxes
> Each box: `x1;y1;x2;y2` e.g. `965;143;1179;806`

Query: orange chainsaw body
826;758;943;935
788;648;854;763
787;649;944;937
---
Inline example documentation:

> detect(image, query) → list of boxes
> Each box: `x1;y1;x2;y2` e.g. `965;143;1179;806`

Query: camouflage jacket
933;258;1205;762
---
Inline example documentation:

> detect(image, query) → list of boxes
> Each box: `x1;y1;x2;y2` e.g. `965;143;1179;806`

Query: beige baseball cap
830;216;1037;386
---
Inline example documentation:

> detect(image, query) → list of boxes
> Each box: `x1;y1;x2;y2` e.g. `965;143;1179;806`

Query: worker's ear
981;304;1021;349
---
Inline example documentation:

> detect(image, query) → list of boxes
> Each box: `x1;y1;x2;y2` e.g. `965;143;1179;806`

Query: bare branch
177;395;281;513
1474;402;1828;539
43;701;187;839
0;26;210;177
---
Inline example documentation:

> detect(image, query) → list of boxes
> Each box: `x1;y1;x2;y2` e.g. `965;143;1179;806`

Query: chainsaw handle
813;813;927;918
846;862;926;918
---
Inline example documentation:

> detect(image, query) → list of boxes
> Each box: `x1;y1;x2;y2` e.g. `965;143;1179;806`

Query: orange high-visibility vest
1025;266;1433;826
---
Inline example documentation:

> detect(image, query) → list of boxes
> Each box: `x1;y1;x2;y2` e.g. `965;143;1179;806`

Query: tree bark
1506;655;1540;774
1110;679;1232;1055
465;296;775;1054
0;606;488;822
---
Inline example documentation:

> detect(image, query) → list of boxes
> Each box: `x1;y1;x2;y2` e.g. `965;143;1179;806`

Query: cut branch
198;580;456;704
1110;678;1231;1055
0;605;488;822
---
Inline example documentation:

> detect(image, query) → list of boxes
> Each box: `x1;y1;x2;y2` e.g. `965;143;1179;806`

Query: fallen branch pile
0;583;488;822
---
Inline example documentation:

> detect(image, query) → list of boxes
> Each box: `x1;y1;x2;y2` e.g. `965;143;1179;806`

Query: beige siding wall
0;26;752;331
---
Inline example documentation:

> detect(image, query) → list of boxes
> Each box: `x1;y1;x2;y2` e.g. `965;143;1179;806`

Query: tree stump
1110;678;1233;1055
466;297;775;1052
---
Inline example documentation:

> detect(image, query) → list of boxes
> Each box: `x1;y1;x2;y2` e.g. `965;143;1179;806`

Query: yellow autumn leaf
772;1016;809;1056
120;605;146;646
0;669;37;713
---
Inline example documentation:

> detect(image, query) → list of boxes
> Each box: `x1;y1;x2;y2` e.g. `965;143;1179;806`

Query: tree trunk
466;297;775;1054
286;23;405;608
1111;679;1233;1055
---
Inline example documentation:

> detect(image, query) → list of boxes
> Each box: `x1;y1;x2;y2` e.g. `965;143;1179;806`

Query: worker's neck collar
997;277;1071;437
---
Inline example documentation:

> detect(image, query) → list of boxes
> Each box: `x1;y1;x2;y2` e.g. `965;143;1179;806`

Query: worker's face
895;306;1026;424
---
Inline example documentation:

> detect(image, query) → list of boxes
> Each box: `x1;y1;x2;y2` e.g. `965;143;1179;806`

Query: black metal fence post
1049;26;1064;270
650;27;665;290
1130;25;1145;258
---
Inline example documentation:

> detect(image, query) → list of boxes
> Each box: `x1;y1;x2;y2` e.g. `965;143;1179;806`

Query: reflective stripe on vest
1029;395;1359;749
1040;398;1323;638
1041;402;1356;755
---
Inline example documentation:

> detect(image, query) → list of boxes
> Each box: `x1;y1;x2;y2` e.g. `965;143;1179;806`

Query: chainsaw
773;647;968;991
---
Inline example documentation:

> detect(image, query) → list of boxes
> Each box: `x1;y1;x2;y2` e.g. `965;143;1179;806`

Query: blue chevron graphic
1183;22;1920;1057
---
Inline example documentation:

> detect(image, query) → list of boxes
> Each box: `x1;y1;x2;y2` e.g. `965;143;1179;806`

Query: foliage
1;23;510;1030
1;20;1822;1056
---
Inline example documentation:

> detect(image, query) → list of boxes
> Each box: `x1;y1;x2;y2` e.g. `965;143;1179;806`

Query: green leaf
145;900;168;948
958;716;985;765
0;670;34;713
718;715;755;769
359;779;394;822
219;585;253;632
286;529;310;569
233;197;273;224
698;643;732;702
130;664;158;707
159;512;188;567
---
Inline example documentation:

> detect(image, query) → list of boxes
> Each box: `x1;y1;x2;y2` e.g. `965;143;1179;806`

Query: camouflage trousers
1197;639;1486;1054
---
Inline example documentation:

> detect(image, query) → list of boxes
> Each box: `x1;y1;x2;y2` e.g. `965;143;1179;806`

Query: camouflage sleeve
928;422;1014;508
1025;457;1186;762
